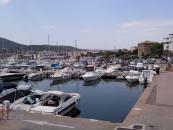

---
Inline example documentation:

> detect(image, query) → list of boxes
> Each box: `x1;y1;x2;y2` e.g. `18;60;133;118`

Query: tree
150;43;163;58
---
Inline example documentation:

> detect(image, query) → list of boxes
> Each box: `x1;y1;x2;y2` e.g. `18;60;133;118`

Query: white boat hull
83;76;100;81
28;75;43;81
0;84;31;102
139;77;152;84
31;93;80;115
126;76;139;83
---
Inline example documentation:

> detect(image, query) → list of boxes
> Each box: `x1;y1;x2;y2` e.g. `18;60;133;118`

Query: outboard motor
156;68;160;75
23;75;29;82
144;77;148;88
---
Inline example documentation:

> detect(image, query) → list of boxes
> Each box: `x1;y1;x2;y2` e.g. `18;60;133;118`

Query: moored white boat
82;71;101;81
126;70;140;83
30;91;80;115
102;66;122;78
61;67;85;78
0;72;25;82
50;71;71;81
95;67;105;76
139;70;155;84
10;90;45;111
0;82;31;102
136;62;144;70
27;72;44;81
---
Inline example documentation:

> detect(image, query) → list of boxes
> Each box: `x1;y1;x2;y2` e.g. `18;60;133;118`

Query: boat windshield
23;94;41;105
63;94;72;102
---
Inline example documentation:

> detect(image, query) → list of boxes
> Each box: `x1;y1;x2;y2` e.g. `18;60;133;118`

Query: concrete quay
123;70;173;130
0;110;117;130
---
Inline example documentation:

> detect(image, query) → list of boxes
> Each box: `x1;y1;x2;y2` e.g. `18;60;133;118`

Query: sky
0;0;173;49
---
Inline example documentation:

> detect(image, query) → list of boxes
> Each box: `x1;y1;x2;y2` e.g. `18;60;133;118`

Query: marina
0;57;162;124
0;0;173;129
0;65;170;130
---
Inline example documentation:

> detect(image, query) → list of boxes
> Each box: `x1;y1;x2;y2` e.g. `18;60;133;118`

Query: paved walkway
133;72;173;130
0;111;116;130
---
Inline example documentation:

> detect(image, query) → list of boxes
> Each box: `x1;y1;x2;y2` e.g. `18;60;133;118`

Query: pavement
124;71;173;130
0;111;117;130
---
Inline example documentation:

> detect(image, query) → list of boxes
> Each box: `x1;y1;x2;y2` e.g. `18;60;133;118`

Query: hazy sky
0;0;173;49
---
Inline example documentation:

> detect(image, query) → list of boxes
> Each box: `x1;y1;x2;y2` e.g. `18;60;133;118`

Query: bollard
3;100;10;120
144;77;148;89
0;104;4;119
156;68;160;75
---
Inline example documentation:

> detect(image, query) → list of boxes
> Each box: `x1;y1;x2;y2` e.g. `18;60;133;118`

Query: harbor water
18;79;144;123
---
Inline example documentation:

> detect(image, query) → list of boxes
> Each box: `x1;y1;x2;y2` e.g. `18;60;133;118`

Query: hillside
0;37;26;49
0;37;79;51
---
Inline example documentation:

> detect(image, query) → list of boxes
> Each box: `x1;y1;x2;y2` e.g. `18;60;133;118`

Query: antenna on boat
57;40;59;46
56;40;59;53
48;34;50;45
48;34;50;51
75;40;77;51
75;40;78;57
29;40;32;52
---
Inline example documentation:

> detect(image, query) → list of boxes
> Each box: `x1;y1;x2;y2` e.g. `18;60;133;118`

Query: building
162;34;173;52
17;53;40;60
138;41;157;57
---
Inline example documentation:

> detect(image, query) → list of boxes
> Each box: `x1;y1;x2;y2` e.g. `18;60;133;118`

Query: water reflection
50;79;70;86
126;82;139;88
101;79;116;82
83;79;101;86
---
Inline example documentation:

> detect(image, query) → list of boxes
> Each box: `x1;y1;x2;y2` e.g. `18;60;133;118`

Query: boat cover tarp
51;63;61;69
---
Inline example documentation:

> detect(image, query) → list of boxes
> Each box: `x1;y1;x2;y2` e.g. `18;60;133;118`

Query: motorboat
102;66;122;79
0;82;31;102
60;67;73;74
73;63;85;69
106;66;120;73
51;63;62;69
116;72;126;80
139;70;155;84
19;63;30;68
27;72;44;81
50;71;71;81
126;70;140;83
72;68;86;78
30;91;80;115
95;67;105;76
10;90;45;111
85;65;95;71
0;72;25;82
129;61;136;69
135;63;144;70
61;67;85;78
82;71;101;81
